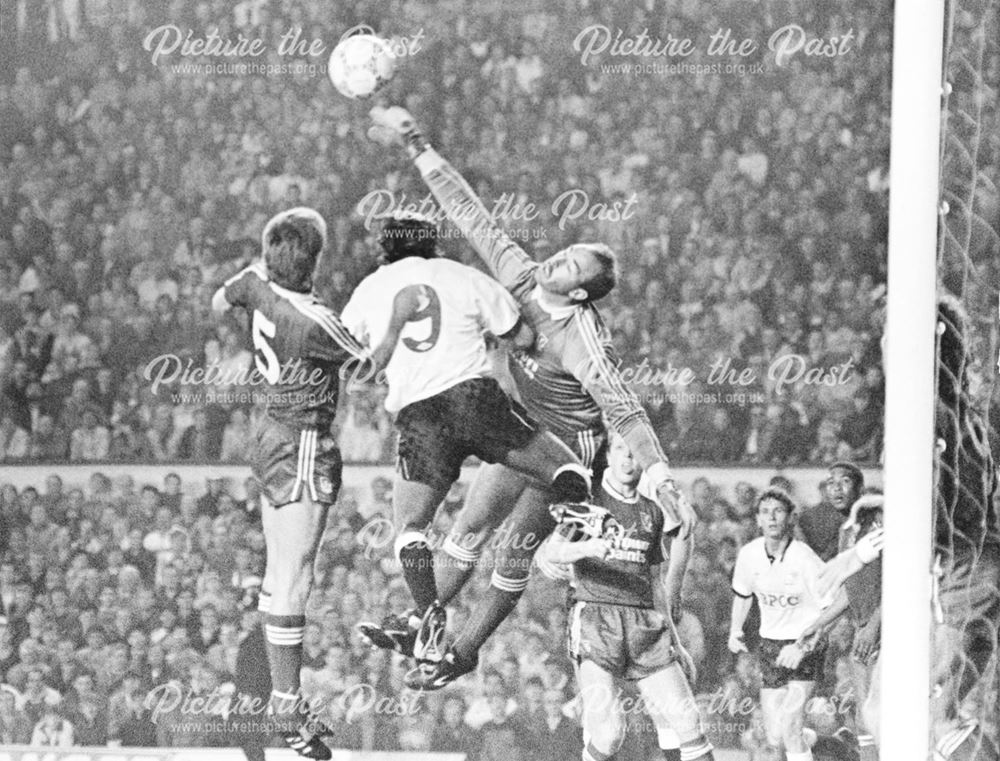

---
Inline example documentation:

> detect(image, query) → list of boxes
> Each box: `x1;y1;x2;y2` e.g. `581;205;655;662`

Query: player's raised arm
567;311;696;536
213;260;269;315
368;106;534;294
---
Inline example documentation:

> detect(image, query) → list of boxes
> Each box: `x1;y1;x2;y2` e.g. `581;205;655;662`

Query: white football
328;33;396;99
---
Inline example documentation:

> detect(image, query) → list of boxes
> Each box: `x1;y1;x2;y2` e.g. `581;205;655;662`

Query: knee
551;463;592;503
587;714;626;756
780;715;806;751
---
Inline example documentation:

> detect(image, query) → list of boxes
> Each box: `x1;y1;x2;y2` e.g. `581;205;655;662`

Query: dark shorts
395;377;536;491
758;637;825;689
560;428;608;484
568;601;678;681
251;416;342;507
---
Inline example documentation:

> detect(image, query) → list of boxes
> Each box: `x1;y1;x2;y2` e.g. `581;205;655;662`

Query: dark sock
452;584;522;664
263;613;305;711
397;539;438;612
661;750;681;761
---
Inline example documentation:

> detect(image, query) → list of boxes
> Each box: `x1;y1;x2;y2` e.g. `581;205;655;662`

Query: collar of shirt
602;472;638;504
764;537;792;564
531;285;577;321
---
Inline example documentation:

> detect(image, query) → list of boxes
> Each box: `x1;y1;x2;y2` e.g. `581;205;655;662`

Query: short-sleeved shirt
732;537;827;640
223;263;366;430
572;473;667;609
341;257;520;413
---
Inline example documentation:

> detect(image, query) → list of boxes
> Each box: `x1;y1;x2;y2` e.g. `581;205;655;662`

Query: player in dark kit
363;105;695;691
537;434;714;761
212;207;368;760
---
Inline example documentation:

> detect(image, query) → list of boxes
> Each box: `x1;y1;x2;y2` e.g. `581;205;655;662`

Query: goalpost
882;0;945;759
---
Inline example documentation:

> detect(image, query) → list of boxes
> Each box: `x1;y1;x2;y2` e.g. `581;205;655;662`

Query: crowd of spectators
0;0;889;467
0;467;875;758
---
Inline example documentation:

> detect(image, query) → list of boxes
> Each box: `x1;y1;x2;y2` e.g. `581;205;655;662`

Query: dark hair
829;461;864;492
377;212;438;263
579;244;619;302
756;487;797;516
263;208;327;293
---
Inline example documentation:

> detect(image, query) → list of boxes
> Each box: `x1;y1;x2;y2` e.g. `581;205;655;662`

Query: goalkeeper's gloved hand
368;106;427;156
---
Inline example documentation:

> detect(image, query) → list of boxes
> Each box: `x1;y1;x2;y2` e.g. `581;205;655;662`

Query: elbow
500;319;535;351
210;289;230;315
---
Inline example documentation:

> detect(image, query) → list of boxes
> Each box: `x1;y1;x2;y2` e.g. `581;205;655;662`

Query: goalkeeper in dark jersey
211;208;370;760
536;434;715;761
361;106;696;690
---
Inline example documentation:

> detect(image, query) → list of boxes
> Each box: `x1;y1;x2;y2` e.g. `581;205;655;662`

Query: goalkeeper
362;106;696;691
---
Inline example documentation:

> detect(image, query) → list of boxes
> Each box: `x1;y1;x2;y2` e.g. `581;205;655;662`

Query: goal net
933;0;1000;755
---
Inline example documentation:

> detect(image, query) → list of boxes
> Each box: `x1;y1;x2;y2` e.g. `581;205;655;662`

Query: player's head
261;207;327;293
755;487;797;540
377;211;438;264
535;243;618;303
606;432;640;489
828;461;864;514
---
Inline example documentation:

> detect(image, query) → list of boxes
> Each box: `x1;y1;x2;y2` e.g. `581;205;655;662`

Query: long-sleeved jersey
412;148;670;473
221;263;367;430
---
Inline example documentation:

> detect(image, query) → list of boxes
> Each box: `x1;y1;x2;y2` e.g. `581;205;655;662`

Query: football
327;33;396;99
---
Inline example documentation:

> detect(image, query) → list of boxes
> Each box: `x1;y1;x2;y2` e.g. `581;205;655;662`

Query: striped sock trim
858;735;876;748
936;722;977;757
394;530;430;561
265;625;305;646
680;739;714;761
442;535;481;564
258;592;272;613
491;571;529;593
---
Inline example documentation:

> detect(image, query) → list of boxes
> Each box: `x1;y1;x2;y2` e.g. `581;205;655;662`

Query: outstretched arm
567;317;695;536
369;106;535;295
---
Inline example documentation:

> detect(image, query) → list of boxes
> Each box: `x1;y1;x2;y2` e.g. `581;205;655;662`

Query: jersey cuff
414;148;444;174
646;461;675;488
731;587;752;599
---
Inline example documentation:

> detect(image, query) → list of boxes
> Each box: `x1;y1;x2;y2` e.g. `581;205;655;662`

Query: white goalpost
882;0;946;758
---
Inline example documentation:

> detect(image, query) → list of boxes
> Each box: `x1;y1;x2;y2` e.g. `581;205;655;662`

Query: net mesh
934;0;1000;755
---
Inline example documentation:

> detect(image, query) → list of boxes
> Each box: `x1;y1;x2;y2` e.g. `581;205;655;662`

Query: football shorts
395;377;536;491
567;600;678;681
251;416;342;507
758;637;825;689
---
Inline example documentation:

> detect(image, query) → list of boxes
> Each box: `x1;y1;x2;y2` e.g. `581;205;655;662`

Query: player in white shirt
728;488;829;761
340;211;593;666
